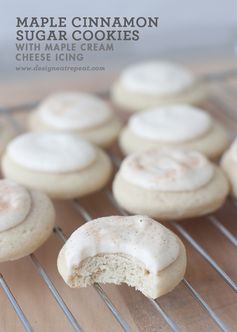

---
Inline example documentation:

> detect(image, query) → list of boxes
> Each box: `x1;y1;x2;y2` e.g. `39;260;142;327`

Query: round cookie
111;61;207;112
0;179;55;262
29;92;122;148
113;149;229;220
119;104;229;159
57;215;186;299
2;132;112;199
0;119;16;157
221;138;237;198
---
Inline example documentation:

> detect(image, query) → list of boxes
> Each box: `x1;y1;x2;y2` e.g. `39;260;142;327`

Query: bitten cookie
119;104;229;159
0;179;55;262
57;215;186;299
221;138;237;198
111;61;207;112
2;132;112;199
113;149;229;220
28;92;122;148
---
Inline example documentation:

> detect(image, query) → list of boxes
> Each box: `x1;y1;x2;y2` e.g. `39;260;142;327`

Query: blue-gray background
1;0;237;79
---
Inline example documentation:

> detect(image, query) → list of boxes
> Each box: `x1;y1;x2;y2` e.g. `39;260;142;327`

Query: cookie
0;118;16;157
29;92;122;148
119;104;229;159
111;61;207;112
221;138;237;198
0;179;55;262
2;132;112;199
57;215;186;299
113;149;229;220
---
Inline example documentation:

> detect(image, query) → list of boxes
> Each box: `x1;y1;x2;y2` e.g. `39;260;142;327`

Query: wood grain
0;56;237;332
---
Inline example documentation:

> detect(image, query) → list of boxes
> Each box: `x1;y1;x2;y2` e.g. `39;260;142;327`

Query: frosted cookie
113;149;229;220
221;138;237;198
0;179;55;262
29;92;122;148
119;104;229;159
57;215;186;299
2;132;112;199
111;61;207;112
0;119;16;157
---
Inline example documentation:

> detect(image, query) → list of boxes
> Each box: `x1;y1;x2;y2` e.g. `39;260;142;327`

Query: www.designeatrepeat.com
15;65;106;72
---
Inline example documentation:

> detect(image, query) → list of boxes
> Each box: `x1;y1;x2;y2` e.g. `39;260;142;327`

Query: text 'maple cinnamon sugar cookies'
119;104;229;159
111;61;207;112
221;138;237;198
0;179;55;262
29;92;122;148
57;215;186;299
1;132;112;199
113;148;229;220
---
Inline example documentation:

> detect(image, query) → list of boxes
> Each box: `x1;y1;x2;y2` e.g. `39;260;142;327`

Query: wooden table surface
0;56;237;332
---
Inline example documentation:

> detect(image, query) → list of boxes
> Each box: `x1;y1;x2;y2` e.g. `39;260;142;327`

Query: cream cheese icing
37;92;112;130
129;104;212;142
0;180;31;232
120;149;214;191
120;61;195;95
229;138;237;163
7;132;97;173
62;215;180;275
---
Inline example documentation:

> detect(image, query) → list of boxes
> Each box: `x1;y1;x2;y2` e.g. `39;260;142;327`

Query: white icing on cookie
7;132;96;173
0;180;31;232
62;215;180;275
129;105;212;142
120;61;194;95
120;149;214;191
38;92;112;130
229;138;237;163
